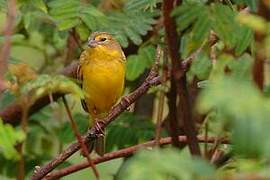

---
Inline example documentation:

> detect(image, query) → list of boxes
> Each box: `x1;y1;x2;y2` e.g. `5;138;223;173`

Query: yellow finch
77;32;126;155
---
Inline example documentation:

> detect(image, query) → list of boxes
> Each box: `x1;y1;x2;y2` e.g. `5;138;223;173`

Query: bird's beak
88;39;98;48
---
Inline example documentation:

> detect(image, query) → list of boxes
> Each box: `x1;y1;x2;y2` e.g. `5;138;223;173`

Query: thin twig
62;97;99;179
155;49;166;146
0;0;16;92
30;47;162;180
204;122;208;158
46;135;229;179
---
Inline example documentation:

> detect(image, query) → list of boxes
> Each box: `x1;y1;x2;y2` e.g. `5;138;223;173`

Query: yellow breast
80;46;125;118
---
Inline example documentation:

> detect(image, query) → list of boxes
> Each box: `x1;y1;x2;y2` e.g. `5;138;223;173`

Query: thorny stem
62;97;99;179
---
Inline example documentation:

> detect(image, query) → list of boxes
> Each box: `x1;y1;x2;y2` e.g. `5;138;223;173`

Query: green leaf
57;113;88;144
21;75;84;103
105;11;156;47
138;45;156;67
192;8;211;43
118;149;215;180
75;23;90;41
187;52;212;80
126;45;155;81
172;2;204;31
0;34;25;43
126;55;146;81
211;3;237;48
125;0;161;11
31;0;48;13
197;77;270;158
0;91;15;110
57;18;80;31
235;26;253;55
0;119;25;160
106;112;155;152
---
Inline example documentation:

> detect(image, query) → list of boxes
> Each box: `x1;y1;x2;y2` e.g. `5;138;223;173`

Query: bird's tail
95;133;105;156
89;115;106;156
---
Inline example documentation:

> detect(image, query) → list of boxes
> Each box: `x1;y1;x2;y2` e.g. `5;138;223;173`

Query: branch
0;41;202;127
62;97;99;179
252;1;270;90
0;0;16;92
0;62;78;125
163;0;201;155
30;47;162;180
46;135;229;179
163;0;182;149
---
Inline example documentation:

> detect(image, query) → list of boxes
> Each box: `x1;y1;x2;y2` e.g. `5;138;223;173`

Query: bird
77;32;126;155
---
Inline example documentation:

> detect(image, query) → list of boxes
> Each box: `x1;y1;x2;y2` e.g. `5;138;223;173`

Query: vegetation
0;0;270;179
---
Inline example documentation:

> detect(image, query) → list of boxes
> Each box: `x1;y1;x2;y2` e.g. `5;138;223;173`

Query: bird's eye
100;37;107;42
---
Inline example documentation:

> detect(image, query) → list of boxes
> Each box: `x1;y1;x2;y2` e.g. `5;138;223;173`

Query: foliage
0;119;25;160
106;112;155;152
118;148;215;180
1;0;270;179
126;45;156;81
173;2;254;55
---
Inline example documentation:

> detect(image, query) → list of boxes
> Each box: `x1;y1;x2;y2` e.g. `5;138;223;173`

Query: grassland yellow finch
77;32;126;155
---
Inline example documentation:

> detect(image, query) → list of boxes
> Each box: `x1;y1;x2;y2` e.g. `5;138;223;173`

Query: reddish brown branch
163;0;201;155
0;0;16;92
30;48;162;180
163;0;181;148
62;97;99;179
252;1;270;90
46;135;229;179
0;62;78;125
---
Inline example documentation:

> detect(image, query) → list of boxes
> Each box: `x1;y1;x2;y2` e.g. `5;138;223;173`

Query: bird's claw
95;121;105;137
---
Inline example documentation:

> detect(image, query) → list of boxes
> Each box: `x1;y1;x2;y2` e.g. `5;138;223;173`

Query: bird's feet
94;121;105;137
120;96;131;111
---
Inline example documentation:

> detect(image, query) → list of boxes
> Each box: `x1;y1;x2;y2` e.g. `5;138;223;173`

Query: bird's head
87;32;121;50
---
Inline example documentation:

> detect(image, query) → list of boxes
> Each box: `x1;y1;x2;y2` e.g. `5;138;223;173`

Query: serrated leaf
31;0;48;13
188;52;212;80
192;8;211;43
211;3;237;48
75;23;90;41
57;18;80;31
21;75;84;103
125;0;161;11
138;45;156;67
126;55;146;81
235;27;253;55
172;3;204;31
125;45;155;81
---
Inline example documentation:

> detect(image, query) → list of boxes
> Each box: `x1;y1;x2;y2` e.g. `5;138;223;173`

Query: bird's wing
77;57;89;113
